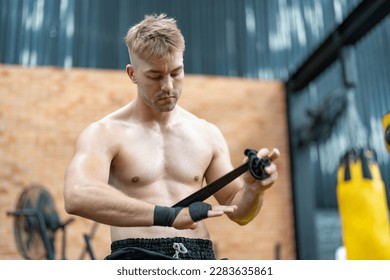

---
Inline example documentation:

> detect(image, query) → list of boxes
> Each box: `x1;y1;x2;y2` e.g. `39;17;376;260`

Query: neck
132;97;179;128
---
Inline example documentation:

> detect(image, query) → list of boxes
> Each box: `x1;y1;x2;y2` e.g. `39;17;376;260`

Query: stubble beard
153;90;180;112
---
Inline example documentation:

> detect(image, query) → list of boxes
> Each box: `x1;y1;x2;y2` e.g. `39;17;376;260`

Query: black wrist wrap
188;201;211;222
153;202;211;227
153;206;183;227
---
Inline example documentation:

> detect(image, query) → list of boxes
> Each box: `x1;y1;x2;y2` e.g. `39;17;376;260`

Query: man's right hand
172;204;237;230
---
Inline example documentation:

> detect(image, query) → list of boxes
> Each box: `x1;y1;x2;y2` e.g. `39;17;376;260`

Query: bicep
64;124;113;189
65;150;111;187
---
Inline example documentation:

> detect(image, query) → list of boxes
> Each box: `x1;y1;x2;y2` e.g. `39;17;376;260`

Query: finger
207;209;237;218
259;171;278;186
207;205;237;217
243;148;279;162
207;210;225;218
212;205;237;213
264;162;277;175
268;148;280;162
257;148;270;158
258;148;280;161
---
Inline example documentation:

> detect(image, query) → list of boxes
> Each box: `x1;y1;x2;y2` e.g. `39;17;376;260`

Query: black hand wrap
153;201;212;227
188;201;211;222
153;206;183;227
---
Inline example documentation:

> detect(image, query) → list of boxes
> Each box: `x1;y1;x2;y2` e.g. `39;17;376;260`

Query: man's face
128;51;184;113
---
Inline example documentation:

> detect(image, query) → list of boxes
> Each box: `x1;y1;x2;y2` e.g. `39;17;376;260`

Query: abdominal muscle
109;177;212;242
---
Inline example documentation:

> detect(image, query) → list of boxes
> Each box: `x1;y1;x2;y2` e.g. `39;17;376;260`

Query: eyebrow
145;66;183;74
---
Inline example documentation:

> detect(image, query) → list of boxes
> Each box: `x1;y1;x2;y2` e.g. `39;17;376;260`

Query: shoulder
180;107;220;132
179;107;228;148
75;115;123;155
78;103;132;143
78;121;108;141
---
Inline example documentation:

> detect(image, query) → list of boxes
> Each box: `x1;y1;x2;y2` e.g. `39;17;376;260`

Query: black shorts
104;237;217;260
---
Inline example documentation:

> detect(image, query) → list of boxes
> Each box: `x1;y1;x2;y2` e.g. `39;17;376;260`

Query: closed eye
171;69;183;78
148;75;162;80
171;73;179;78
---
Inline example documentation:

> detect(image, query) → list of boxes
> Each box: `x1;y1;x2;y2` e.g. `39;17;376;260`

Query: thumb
242;156;256;184
243;170;256;184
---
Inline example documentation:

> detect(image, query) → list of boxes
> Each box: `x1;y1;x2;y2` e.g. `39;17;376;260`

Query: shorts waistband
109;237;216;260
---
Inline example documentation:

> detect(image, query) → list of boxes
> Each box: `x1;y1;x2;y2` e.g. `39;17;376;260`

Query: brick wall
0;64;295;260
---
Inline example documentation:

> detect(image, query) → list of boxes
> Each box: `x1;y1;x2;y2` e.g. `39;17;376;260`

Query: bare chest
109;123;214;190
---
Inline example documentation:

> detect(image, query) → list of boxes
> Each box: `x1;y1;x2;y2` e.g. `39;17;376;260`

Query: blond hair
125;14;185;61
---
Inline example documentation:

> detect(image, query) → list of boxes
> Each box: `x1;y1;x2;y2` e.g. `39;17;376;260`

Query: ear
126;64;137;84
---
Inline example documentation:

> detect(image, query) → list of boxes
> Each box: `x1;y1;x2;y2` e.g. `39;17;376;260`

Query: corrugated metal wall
1;0;361;79
2;0;389;259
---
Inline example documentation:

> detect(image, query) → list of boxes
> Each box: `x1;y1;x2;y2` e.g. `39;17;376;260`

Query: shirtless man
64;14;279;260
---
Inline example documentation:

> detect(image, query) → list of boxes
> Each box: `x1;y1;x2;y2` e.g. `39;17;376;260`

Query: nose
161;76;173;93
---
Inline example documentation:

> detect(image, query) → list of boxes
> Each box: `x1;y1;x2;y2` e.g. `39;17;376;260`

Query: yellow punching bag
337;148;390;259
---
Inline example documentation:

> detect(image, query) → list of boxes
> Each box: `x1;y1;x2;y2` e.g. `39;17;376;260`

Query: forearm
64;181;154;227
227;184;265;225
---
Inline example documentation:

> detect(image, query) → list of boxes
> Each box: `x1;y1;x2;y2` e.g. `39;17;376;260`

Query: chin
159;106;176;112
156;103;177;112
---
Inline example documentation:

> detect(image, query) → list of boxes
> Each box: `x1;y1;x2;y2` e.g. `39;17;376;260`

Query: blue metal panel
0;0;362;78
